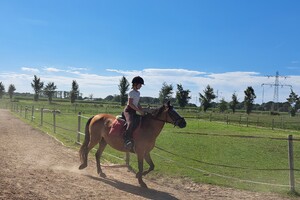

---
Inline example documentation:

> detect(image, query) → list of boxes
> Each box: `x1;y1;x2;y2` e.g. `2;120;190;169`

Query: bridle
168;108;185;127
150;106;184;127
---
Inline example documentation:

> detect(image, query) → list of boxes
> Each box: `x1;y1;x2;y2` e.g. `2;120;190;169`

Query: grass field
2;99;300;196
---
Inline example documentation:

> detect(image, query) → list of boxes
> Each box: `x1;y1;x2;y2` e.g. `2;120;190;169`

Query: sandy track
0;109;291;199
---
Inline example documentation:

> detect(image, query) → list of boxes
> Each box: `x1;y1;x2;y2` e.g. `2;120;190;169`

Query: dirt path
0;109;292;200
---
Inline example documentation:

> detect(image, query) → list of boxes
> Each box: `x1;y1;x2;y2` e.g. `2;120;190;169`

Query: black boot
124;131;133;149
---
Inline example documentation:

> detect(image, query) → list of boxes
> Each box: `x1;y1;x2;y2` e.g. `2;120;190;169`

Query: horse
78;101;186;188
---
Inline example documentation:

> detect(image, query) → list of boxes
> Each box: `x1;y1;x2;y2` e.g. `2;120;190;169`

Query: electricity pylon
261;71;292;111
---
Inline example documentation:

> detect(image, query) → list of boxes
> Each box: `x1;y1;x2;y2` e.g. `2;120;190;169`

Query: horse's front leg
136;153;147;188
95;138;107;178
142;152;154;176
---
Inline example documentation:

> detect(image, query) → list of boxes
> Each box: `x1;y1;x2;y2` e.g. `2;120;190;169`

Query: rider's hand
139;110;145;116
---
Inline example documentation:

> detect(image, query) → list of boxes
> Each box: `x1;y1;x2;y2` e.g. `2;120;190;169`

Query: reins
149;114;170;124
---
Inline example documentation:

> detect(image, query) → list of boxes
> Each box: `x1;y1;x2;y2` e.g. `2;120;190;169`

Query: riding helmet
132;76;144;85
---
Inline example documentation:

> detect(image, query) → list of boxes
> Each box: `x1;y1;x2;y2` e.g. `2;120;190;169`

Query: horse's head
163;101;187;128
149;101;186;128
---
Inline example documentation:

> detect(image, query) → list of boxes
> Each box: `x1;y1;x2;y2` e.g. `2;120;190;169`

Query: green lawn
130;120;300;194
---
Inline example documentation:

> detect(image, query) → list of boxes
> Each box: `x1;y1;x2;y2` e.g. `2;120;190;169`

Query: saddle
108;112;141;138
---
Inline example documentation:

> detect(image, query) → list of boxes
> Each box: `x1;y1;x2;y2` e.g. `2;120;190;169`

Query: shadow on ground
85;175;178;200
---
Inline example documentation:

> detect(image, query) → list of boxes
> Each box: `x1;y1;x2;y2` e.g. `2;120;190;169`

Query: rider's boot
124;131;133;149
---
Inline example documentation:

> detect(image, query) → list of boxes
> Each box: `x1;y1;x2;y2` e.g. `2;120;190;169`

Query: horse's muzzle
176;118;186;128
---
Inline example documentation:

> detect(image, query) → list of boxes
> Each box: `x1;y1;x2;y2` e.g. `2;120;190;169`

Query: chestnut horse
78;101;186;188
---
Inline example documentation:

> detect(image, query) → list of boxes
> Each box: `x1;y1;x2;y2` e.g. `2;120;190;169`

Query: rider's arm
128;98;144;115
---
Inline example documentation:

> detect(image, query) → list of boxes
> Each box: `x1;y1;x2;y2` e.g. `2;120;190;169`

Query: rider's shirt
128;89;140;108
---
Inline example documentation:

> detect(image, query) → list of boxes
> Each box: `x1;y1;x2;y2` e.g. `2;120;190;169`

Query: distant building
53;91;83;99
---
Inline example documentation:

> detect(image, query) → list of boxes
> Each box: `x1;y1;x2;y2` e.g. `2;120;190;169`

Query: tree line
115;76;299;116
0;75;79;104
0;75;299;116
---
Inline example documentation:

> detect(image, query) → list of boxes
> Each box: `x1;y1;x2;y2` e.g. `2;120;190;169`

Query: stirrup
124;139;133;149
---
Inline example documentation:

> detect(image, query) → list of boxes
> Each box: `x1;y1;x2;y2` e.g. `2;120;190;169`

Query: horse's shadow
85;175;178;200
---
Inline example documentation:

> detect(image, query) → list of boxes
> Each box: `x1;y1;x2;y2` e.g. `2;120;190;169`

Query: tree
229;93;239;113
104;95;113;101
31;75;44;101
286;89;300;116
176;84;191;108
159;82;173;104
70;80;79;103
118;76;130;106
8;84;16;101
244;86;256;114
0;82;5;99
43;82;57;103
219;98;228;113
199;85;216;112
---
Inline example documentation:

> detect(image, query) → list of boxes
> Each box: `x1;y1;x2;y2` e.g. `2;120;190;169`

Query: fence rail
3;102;299;193
185;112;300;130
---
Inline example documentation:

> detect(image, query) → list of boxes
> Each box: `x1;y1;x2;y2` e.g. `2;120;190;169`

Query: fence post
40;108;44;126
25;106;27;119
53;111;56;133
246;116;249;127
288;135;295;193
31;105;34;122
126;152;130;169
77;112;81;144
272;119;274;130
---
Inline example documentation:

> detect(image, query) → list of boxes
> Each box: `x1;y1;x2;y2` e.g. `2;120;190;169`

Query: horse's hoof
140;182;148;188
138;179;148;188
99;172;107;178
79;163;87;170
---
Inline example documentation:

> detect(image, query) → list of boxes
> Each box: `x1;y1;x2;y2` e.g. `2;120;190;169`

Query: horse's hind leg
79;142;98;169
79;131;101;169
142;152;155;176
96;138;107;178
79;148;89;169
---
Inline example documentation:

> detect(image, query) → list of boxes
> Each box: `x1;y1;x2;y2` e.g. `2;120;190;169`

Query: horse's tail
79;116;93;164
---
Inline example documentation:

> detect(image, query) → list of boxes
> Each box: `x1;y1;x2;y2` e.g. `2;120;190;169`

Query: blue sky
1;0;300;105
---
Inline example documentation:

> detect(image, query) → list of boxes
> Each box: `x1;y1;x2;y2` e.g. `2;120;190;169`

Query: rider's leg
124;112;135;148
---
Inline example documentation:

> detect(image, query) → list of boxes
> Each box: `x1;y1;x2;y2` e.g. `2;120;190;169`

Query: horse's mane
147;105;165;118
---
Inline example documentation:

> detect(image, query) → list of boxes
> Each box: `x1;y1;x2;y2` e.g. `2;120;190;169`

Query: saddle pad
109;118;126;136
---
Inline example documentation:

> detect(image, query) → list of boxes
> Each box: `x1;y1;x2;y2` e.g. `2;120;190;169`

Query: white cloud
0;72;34;93
43;67;64;72
107;68;205;77
142;68;205;76
106;69;140;76
21;67;39;73
68;67;88;71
